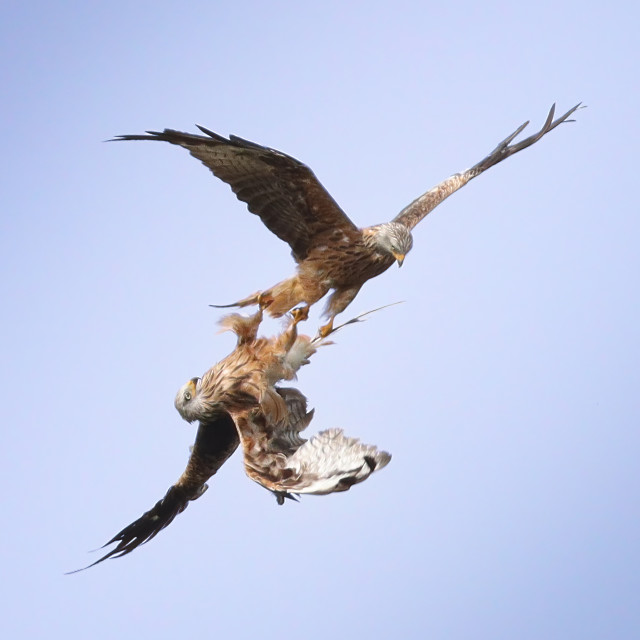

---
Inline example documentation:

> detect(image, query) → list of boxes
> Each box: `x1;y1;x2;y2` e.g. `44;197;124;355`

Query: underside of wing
68;413;239;572
113;127;358;261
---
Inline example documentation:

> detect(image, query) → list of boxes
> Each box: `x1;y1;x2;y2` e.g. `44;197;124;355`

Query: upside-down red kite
69;310;389;572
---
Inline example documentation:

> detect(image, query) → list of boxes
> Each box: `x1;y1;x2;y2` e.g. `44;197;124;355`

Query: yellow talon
318;319;334;338
257;292;274;310
291;305;310;324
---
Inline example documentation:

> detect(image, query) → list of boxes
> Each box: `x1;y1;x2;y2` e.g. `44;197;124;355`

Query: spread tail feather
282;428;391;496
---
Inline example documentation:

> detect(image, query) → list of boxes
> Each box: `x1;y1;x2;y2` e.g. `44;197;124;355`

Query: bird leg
318;317;335;339
318;286;362;338
278;306;310;356
272;490;299;506
257;291;274;310
290;305;310;325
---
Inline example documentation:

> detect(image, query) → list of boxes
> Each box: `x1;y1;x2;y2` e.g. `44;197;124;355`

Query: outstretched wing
68;413;239;573
112;127;358;261
393;103;582;230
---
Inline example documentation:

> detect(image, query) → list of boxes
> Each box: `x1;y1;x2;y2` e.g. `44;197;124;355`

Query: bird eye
184;391;192;401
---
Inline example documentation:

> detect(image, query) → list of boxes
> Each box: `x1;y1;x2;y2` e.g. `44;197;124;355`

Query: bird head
372;222;414;267
174;377;202;422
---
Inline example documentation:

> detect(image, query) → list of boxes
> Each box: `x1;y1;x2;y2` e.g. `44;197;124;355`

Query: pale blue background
2;1;638;638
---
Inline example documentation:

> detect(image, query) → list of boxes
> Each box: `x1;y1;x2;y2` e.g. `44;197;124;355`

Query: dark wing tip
195;124;230;143
108;128;222;146
67;413;240;574
65;483;197;574
106;131;165;143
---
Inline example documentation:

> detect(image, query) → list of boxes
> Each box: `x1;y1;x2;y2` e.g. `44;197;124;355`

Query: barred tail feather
284;428;391;495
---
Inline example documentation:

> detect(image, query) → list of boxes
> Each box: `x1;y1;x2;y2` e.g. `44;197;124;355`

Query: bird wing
68;413;239;572
113;127;358;261
393;103;582;230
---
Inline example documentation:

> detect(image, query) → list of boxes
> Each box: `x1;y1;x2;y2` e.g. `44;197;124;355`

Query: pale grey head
370;222;414;266
174;376;204;423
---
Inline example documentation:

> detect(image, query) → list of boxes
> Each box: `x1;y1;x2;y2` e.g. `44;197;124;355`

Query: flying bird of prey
70;310;389;571
114;103;581;336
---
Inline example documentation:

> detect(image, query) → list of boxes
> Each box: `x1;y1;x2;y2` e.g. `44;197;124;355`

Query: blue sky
2;1;638;638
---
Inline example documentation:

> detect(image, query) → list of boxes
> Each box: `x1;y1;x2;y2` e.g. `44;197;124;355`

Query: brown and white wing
68;413;239;573
113;127;358;261
280;428;391;496
393;103;582;231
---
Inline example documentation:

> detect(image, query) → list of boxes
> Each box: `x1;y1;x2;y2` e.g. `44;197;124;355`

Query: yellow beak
392;252;405;267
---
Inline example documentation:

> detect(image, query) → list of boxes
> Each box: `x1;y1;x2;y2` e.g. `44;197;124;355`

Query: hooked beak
392;252;405;267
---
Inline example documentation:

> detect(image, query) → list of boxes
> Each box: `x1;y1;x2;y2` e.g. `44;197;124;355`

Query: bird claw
290;305;309;324
273;490;299;505
257;292;274;310
317;319;334;339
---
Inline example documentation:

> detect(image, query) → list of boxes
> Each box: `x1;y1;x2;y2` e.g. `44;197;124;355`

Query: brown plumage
70;310;389;571
174;308;317;427
114;103;581;335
